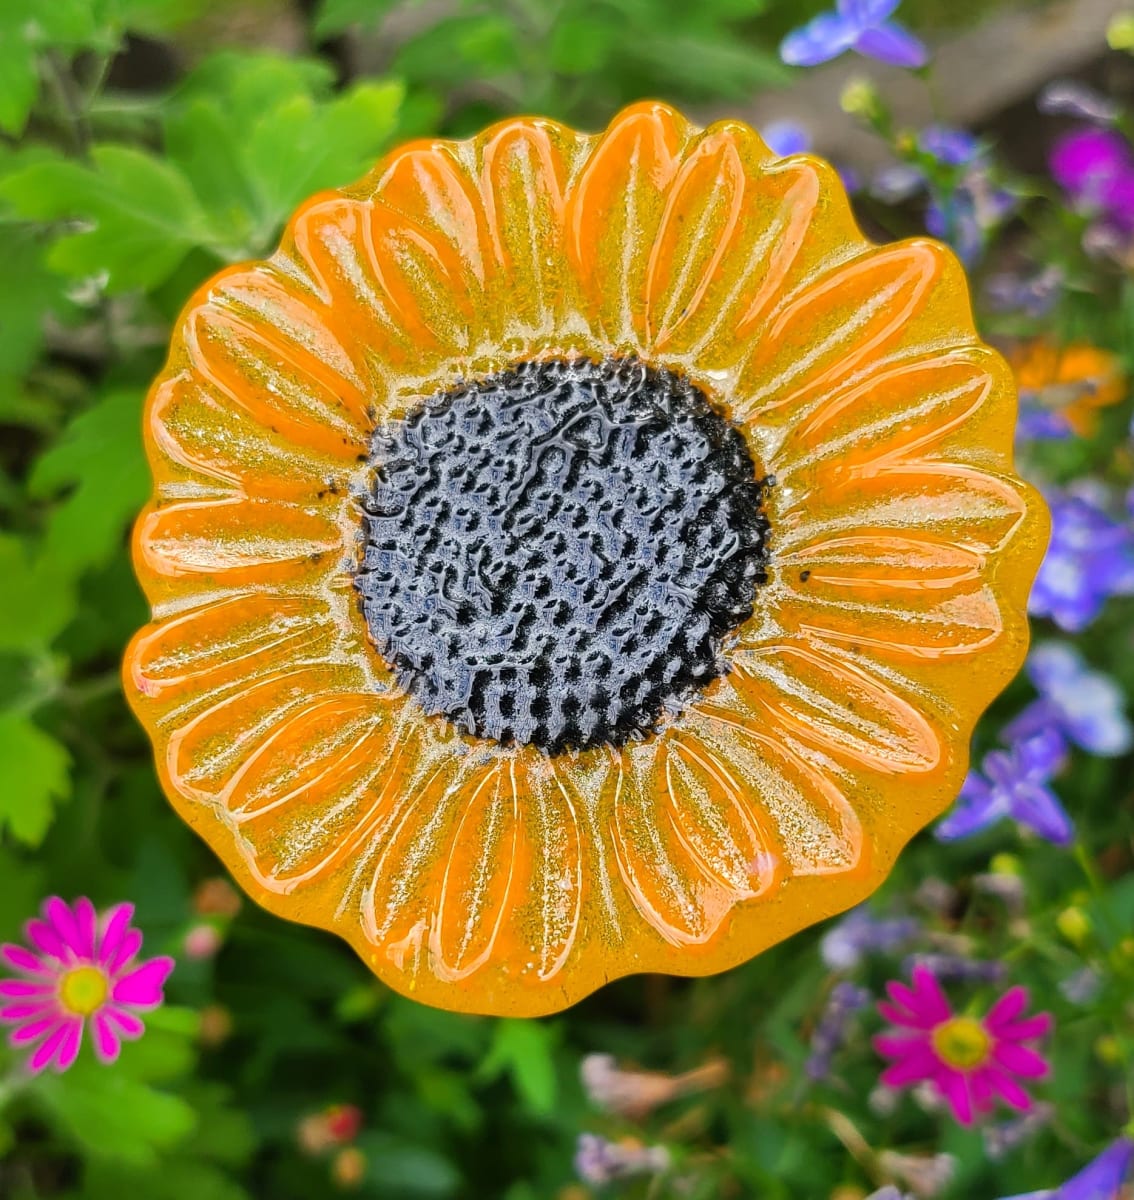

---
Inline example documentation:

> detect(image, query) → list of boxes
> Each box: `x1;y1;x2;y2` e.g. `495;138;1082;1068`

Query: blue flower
999;1137;1134;1199
1004;642;1132;757
935;730;1072;846
762;119;812;157
1015;407;1073;442
820;906;919;970
1029;491;1134;633
919;124;981;166
780;0;927;69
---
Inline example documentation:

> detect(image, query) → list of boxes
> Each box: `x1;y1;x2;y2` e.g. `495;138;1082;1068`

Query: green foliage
0;712;71;846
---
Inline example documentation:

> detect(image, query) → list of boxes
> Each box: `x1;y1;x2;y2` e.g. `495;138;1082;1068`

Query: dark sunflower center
354;356;770;754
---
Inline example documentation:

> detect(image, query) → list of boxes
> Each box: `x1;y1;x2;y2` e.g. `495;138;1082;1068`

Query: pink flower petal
984;1065;1033;1111
877;1042;939;1087
73;898;97;960
984;985;1028;1032
24;919;68;964
0;980;53;999
110;956;174;1008
106;929;143;975
1;1001;56;1023
934;1066;974;1125
44;898;84;959
878;1000;936;1030
91;1011;122;1063
1;944;54;977
992;1041;1050;1079
53;1018;83;1071
9;1014;63;1046
27;1018;80;1074
996;1013;1053;1043
874;1032;931;1059
970;1067;997;1114
909;966;952;1022
97;903;135;967
103;1005;145;1039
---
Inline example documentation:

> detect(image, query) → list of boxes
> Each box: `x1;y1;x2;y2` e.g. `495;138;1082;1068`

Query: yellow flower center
58;965;109;1016
931;1016;991;1070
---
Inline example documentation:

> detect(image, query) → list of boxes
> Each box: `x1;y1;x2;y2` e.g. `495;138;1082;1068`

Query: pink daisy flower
0;896;175;1073
873;965;1052;1125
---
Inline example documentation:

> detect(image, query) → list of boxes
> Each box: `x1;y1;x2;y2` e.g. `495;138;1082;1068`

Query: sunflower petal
567;101;692;349
138;496;342;586
479;119;576;342
645;125;821;366
727;643;941;772
734;239;967;425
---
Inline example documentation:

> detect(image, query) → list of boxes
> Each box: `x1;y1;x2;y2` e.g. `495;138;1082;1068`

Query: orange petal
138;495;342;586
693;708;865;878
165;664;357;798
431;757;524;981
184;269;373;457
734;240;967;425
479;119;576;342
287;194;472;376
775;464;1030;559
567;101;692;350
150;372;354;497
644;125;819;365
231;696;410;890
128;593;335;703
724;642;941;773
773;347;1012;484
612;740;757;947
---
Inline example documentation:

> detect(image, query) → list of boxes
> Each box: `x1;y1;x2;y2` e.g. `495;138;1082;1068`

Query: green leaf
0;146;210;292
313;0;400;38
477;1019;559;1118
355;1132;461;1197
0;711;71;846
0;224;70;401
393;15;520;85
29;387;150;574
0;36;39;137
35;1067;197;1168
627;30;789;95
0;534;77;652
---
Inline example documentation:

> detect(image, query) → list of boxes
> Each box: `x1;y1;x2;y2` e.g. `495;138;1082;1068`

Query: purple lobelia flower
821;906;919;970
919;125;981;166
805;980;871;1080
1029;491;1134;633
575;1134;670;1185
762;120;812;157
1050;128;1134;234
781;0;928;69
999;1136;1134;1199
1004;642;1132;756
935;730;1073;846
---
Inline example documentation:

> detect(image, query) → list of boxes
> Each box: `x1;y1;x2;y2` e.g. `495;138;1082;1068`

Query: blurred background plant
0;0;1132;1197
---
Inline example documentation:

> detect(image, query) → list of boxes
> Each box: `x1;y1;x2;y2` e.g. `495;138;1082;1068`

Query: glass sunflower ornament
125;102;1048;1016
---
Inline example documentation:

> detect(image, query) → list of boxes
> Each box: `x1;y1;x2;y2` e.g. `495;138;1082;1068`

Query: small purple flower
999;1137;1134;1200
984;1103;1054;1161
820;906;919;970
1030;492;1134;633
935;730;1073;846
805;980;870;1080
902;952;1007;985
574;1134;670;1185
1050;127;1134;233
780;0;927;69
919;125;981;167
985;266;1063;318
1004;642;1132;757
1015;407;1073;441
762;120;811;157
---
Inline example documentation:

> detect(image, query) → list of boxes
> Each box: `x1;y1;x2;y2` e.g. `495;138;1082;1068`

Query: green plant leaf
0;534;77;652
29;387;149;575
0;146;210;292
0;711;71;846
312;0;400;38
355;1132;462;1197
477;1019;559;1118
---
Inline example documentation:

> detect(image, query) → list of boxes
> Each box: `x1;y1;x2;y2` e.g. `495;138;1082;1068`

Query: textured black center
354;357;770;754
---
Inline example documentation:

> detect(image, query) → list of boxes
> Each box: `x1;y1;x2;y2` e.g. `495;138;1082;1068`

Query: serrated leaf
0;711;71;846
0;534;77;652
0;146;210;292
29;387;149;574
478;1019;559;1118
